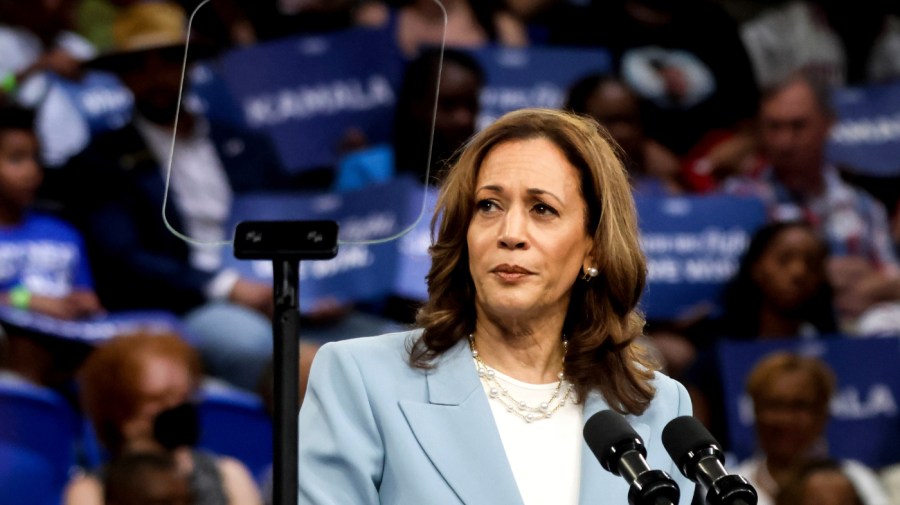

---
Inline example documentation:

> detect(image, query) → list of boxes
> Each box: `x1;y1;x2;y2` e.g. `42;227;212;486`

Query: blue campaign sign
224;179;428;311
53;70;133;136
217;27;405;174
0;307;189;345
470;45;612;129
187;61;247;130
392;182;438;301
635;195;767;321
718;337;900;468
827;81;900;177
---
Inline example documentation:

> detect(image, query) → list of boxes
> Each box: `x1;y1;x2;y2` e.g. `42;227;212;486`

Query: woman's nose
498;211;527;249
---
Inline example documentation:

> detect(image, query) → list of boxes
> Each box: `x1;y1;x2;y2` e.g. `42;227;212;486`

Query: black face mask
152;402;201;450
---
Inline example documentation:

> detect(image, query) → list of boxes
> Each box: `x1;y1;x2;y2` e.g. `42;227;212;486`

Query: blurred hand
229;278;274;318
690;132;759;182
28;291;104;320
828;256;892;318
68;290;105;316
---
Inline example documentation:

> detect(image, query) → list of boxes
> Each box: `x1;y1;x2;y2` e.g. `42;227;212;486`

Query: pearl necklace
468;334;573;423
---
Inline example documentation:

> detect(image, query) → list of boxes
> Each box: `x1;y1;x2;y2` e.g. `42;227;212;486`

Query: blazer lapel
578;393;652;505
399;340;524;505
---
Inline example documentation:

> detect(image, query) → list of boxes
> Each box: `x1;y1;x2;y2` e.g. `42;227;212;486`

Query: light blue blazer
298;330;695;505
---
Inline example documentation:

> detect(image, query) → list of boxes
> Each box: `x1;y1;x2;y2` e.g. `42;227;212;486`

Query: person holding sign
298;108;693;504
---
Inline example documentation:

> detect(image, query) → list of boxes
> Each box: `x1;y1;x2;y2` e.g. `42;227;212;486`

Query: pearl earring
582;266;599;281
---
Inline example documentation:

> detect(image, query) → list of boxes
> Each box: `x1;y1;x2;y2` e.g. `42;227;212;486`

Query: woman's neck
472;319;566;384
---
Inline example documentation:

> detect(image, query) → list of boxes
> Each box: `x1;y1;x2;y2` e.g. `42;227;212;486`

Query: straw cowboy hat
87;1;215;72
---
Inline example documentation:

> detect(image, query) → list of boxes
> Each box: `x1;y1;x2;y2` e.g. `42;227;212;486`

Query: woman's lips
491;264;534;281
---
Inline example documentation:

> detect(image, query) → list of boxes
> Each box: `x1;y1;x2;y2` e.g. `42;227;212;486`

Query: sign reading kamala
224;177;431;312
217;27;405;173
470;45;612;130
718;337;900;468
635;195;766;321
0;307;189;345
827;80;900;177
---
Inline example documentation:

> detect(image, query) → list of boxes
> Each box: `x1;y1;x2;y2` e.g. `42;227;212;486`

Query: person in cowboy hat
60;1;286;393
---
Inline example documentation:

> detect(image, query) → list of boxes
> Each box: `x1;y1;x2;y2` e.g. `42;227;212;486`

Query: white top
135;116;238;300
734;455;892;505
478;364;583;505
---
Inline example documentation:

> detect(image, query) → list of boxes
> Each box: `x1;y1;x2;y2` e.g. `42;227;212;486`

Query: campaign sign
187;61;247;130
718;337;900;468
827;80;900;177
217;27;405;173
0;307;188;345
470;45;612;129
392;180;438;301
224;180;421;312
53;70;133;136
635;195;767;321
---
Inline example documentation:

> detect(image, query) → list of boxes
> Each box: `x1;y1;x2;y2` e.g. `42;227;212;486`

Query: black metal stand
272;259;300;505
233;220;339;505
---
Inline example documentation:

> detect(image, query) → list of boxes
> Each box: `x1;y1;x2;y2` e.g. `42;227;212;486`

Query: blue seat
197;380;273;483
0;375;80;505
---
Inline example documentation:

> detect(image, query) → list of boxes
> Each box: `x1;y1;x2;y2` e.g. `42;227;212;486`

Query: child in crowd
0;104;103;388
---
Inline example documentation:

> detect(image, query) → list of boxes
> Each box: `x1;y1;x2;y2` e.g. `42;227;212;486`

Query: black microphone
583;410;681;505
661;416;757;505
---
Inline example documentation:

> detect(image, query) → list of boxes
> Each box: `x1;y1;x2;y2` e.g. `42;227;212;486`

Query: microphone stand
234;220;339;505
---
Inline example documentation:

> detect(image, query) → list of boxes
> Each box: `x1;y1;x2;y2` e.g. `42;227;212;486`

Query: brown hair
746;351;835;418
78;332;202;454
410;108;657;414
775;458;862;505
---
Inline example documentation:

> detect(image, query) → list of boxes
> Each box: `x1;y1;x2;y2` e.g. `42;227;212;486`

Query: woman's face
752;227;825;312
120;354;194;447
753;369;826;464
467;137;593;326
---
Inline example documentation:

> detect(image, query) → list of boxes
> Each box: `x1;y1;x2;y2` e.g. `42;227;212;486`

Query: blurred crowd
1;0;899;504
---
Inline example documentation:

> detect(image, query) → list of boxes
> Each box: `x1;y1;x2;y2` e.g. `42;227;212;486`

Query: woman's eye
476;199;499;212
533;203;558;216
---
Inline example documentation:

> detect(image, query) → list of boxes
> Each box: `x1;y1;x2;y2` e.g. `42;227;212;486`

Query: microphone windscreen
661;415;719;463
583;409;642;468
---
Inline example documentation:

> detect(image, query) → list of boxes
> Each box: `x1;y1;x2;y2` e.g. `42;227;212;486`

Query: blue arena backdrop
635;194;767;321
827;80;900;178
718;336;900;469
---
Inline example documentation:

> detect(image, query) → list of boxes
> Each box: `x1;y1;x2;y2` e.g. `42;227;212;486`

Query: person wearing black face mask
65;332;262;505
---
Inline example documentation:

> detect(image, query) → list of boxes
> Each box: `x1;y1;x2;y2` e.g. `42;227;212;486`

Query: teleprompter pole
233;220;339;505
273;259;300;505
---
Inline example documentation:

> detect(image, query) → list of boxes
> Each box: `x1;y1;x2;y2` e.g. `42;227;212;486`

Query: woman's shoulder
644;370;693;418
316;329;422;369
